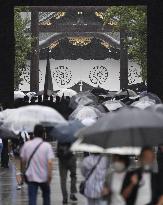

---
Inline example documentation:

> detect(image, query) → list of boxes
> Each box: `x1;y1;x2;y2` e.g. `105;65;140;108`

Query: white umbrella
14;91;25;100
2;105;67;134
103;100;125;111
131;98;155;109
57;89;77;98
71;139;141;155
81;118;97;127
69;106;102;121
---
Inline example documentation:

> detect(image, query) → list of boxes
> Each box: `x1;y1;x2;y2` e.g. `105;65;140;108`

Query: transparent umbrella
57;89;77;98
69;105;102;121
2;105;66;134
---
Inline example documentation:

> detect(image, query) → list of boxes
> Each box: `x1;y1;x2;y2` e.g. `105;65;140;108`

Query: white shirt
135;173;152;205
0;138;2;144
110;172;126;205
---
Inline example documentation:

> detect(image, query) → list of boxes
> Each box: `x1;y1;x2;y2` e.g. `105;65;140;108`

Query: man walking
20;124;54;205
57;142;77;204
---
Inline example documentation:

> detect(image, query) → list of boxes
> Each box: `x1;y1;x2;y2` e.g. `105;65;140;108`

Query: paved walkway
0;158;86;205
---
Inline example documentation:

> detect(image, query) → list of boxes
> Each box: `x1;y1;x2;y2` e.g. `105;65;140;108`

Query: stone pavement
0;158;86;205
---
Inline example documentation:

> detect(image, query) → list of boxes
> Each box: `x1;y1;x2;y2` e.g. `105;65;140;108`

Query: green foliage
103;6;147;81
14;7;33;89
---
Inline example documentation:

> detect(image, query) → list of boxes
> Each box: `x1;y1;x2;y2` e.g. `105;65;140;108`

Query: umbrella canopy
49;120;84;143
91;87;108;96
69;93;98;110
131;97;156;109
71;140;141;155
0;126;16;138
103;100;125;111
140;91;162;104
14;91;25;100
57;89;77;98
74;108;163;151
146;104;163;114
115;89;138;98
2;105;66;134
69;105;102;121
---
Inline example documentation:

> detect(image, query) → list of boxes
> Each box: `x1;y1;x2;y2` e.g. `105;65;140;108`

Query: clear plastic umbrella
103;100;125;111
69;92;98;110
57;89;77;98
2;105;67;134
69;105;102;121
131;97;155;109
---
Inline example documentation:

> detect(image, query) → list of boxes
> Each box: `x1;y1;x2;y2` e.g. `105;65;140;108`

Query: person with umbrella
121;147;162;205
57;141;78;204
102;155;130;205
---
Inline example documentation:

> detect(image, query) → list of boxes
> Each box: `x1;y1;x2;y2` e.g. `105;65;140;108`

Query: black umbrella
0;126;16;139
91;87;108;96
115;89;138;100
49;120;84;143
75;108;163;149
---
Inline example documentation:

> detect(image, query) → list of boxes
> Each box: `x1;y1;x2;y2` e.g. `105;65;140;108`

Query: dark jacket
121;168;160;205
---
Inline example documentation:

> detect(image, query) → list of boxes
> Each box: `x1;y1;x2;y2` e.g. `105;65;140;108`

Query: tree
103;6;147;81
14;7;33;89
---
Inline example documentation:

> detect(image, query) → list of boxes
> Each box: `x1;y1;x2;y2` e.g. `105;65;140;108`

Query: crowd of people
1;90;163;205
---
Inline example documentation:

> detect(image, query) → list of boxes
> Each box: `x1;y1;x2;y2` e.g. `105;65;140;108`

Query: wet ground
0;157;86;205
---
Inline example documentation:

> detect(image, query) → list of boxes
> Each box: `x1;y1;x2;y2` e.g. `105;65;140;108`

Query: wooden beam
38;24;114;33
20;6;108;12
30;10;39;92
39;32;120;49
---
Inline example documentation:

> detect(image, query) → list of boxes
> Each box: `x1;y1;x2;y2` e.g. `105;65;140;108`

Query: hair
34;124;45;139
140;146;154;157
113;154;130;168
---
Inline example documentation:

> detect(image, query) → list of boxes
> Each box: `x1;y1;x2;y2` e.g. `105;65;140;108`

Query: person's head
24;95;29;103
112;154;130;172
38;95;42;103
50;95;53;102
65;96;70;104
139;146;155;171
56;96;60;103
31;96;37;103
43;95;49;101
34;124;45;139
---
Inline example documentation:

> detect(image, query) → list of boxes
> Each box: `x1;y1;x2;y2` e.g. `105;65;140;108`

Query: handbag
23;142;43;183
79;156;102;195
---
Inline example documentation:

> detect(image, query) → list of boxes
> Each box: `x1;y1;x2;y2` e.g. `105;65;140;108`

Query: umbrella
131;97;155;109
57;89;77;98
69;96;97;110
140;91;162;104
146;104;163;114
72;108;163;152
69;105;102;121
69;91;98;110
81;118;97;127
2;105;66;134
0;126;16;138
91;87;108;96
115;89;138;98
71;140;141;155
103;100;125;111
14;91;25;100
49;120;84;143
